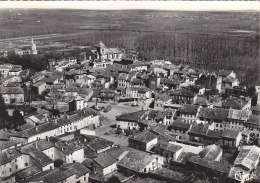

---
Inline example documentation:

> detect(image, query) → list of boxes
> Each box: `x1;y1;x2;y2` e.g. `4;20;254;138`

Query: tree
10;110;26;129
106;175;121;183
54;159;64;167
0;95;9;129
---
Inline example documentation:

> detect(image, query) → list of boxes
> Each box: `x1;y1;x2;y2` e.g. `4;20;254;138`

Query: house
188;124;222;145
15;166;41;182
154;142;183;162
116;110;148;131
117;73;134;89
0;64;12;77
8;67;22;76
69;96;88;111
26;162;90;183
93;147;128;176
226;109;250;130
222;96;251;111
93;60;114;69
221;129;242;147
0;86;24;104
244;115;260;140
0;75;22;87
54;140;84;164
198;144;223;161
196;73;222;92
10;122;60;143
99;89;116;101
128;131;158;151
154;110;176;126
222;76;239;91
56;110;101;133
117;148;164;174
229;145;260;182
168;119;191;141
0;149;31;179
153;93;171;111
169;88;197;105
178;104;200;124
32;81;47;95
95;42;123;61
188;156;231;179
197;107;229;128
130;62;150;72
125;86;151;100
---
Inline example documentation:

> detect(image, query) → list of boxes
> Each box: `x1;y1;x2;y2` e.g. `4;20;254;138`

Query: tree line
134;33;259;85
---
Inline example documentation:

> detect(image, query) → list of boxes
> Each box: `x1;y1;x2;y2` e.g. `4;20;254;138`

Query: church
15;38;38;55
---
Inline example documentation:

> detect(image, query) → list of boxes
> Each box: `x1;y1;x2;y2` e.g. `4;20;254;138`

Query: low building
221;129;242;148
0;86;24;104
178;104;200;124
117;148;164;175
93;147;128;176
154;142;183;162
116;110;148;131
244;115;260;140
128;131;158;151
229;145;260;182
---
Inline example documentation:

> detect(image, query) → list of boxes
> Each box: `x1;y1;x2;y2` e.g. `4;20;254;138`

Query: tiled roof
188;124;209;136
130;131;157;143
116;110;147;122
118;148;158;172
154;93;171;102
155;142;182;153
233;145;260;170
61;162;90;177
199;144;222;161
189;156;231;173
12;122;59;138
223;96;250;109
245;115;260;128
16;166;41;180
0;86;24;94
93;146;127;168
87;138;114;152
221;129;240;140
227;109;250;121
198;107;228;121
179;104;199;115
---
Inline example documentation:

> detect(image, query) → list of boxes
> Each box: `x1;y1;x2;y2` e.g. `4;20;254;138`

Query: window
25;163;28;167
1;171;4;175
16;165;18;169
15;159;17;162
9;168;12;172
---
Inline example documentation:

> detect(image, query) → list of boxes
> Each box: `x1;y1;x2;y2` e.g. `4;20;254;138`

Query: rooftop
199;144;222;161
0;86;24;94
130;131;157;143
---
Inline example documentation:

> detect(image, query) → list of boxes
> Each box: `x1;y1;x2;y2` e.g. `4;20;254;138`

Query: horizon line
0;1;259;11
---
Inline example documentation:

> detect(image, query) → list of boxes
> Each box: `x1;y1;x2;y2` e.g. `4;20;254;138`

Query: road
95;102;142;146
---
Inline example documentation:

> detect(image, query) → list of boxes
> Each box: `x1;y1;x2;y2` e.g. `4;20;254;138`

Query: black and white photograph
0;1;259;183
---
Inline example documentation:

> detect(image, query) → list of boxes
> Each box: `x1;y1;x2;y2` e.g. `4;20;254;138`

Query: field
0;9;259;84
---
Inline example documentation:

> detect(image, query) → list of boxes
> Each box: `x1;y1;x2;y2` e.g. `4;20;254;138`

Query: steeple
31;37;37;55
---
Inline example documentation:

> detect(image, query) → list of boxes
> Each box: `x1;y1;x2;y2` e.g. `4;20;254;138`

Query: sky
0;1;259;11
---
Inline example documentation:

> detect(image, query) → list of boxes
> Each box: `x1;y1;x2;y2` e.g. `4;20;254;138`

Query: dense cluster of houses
0;41;260;183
